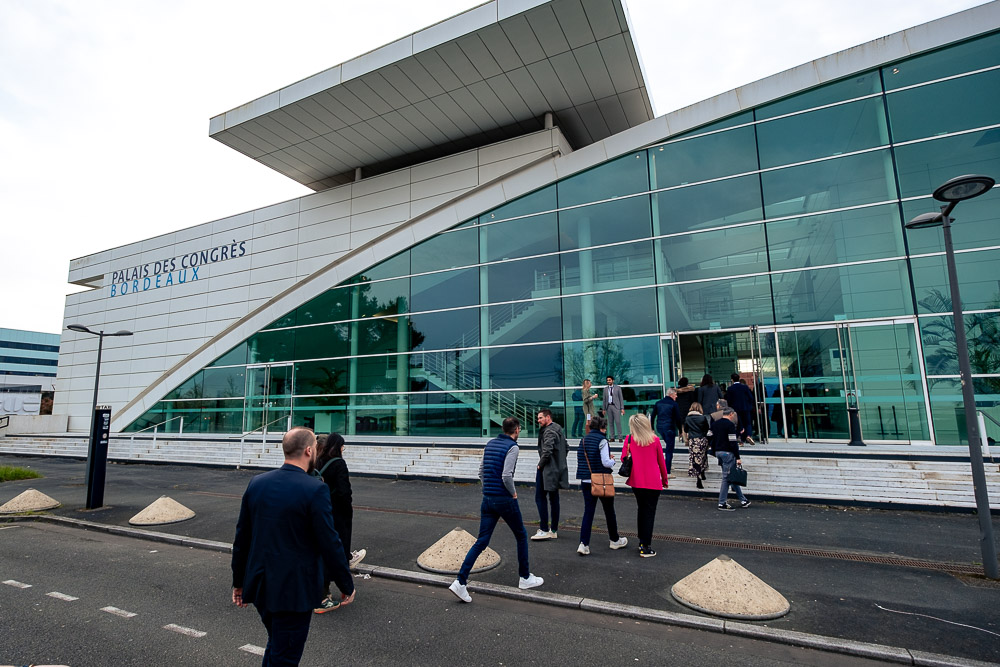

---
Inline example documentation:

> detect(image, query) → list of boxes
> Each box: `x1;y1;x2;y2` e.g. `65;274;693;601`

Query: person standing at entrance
582;379;597;429
675;377;696;446
697;374;724;414
603;376;624;441
725;373;756;444
622;414;668;557
532;409;568;541
710;408;750;511
231;427;355;666
449;417;544;603
650;388;681;474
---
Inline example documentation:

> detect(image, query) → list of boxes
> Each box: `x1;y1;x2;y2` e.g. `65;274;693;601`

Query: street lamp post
906;174;998;580
67;324;133;509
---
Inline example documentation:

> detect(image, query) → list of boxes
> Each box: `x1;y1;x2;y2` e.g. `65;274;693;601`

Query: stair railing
129;416;185;446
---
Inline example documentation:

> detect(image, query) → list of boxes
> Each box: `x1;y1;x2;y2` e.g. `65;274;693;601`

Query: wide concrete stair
1;434;998;510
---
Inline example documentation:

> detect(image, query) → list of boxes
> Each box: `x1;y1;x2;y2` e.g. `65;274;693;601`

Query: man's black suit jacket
232;463;354;612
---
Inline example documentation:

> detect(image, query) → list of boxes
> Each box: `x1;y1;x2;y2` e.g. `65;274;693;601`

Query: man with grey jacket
603;376;625;441
532;409;569;540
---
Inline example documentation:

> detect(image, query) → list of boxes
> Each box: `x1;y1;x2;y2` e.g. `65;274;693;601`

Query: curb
6;514;997;667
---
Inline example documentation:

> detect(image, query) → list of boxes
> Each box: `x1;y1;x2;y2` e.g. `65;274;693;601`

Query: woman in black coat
696;374;724;413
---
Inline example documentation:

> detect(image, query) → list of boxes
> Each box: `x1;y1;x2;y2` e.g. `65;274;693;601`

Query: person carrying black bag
708;409;750;511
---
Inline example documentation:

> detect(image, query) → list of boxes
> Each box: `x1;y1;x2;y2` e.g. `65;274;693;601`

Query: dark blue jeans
571;408;586;438
579;483;619;546
255;607;312;667
534;468;560;532
658;428;676;474
458;495;530;585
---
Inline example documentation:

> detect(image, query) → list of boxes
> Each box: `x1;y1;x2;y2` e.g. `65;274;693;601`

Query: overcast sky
0;0;988;334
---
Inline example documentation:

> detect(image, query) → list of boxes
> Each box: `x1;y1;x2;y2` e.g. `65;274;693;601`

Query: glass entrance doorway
661;319;931;444
244;364;293;434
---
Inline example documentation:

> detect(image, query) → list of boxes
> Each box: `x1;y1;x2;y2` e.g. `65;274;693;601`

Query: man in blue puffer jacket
449;417;544;603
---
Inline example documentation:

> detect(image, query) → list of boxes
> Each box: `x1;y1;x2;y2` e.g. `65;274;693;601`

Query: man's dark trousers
534;468;560;533
658;429;676;474
457;495;530;585
256;608;312;666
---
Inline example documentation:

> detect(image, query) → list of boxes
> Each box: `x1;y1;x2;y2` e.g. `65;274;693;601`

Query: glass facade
127;30;1000;445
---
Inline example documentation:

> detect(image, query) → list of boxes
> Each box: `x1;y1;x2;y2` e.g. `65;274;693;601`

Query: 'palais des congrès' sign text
108;240;248;297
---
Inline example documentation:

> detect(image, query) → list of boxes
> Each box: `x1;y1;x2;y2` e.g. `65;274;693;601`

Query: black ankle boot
696;478;703;489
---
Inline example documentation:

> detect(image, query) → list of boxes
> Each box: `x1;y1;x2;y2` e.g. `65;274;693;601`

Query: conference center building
56;0;1000;449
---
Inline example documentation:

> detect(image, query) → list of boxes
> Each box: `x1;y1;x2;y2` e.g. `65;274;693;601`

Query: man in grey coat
603;376;625;441
531;409;569;540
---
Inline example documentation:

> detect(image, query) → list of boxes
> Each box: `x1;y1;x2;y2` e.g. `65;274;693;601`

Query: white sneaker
609;537;628;550
518;574;544;589
576;542;590;556
349;549;367;567
449;579;471;602
530;529;554;541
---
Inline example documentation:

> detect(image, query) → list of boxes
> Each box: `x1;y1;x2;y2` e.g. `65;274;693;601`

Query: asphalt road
1;522;892;667
2;455;999;664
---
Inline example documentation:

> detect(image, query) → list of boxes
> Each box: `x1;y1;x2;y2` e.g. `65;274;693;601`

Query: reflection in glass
649;125;758;188
561;241;654;294
662;277;773;332
657;225;767;282
920;313;1000;378
755;71;881;120
557;152;649;207
560;336;661;387
766;205;904;271
488;343;562;389
911;249;1000;314
486;254;560;304
883;31;1000;91
757;98;888;168
411;227;478;273
653;175;762;235
762;150;897;218
886;68;1000;143
410;268;477;312
558;196;652;251
562;287;659;340
482;212;557;262
770;260;912;323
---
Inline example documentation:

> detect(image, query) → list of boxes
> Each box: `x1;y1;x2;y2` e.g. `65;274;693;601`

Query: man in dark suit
725;373;756;444
232;427;356;666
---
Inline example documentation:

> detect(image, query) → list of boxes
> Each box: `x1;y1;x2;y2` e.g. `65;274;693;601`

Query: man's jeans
534;468;560;533
717;451;747;504
458;495;530;585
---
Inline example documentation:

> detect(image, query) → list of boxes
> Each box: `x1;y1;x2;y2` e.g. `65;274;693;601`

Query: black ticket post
85;406;112;509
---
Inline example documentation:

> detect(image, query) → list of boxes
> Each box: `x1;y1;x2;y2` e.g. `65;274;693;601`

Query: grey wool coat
538;422;570;491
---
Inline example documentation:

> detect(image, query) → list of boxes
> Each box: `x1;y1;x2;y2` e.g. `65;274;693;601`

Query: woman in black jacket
696;374;724;413
314;432;366;612
682;402;711;489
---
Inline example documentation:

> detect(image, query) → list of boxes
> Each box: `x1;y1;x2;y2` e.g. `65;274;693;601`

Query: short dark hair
282;427;315;457
537;408;552;419
730;373;741;382
678;376;689;387
589;415;607;432
606;375;614;381
502;417;520;435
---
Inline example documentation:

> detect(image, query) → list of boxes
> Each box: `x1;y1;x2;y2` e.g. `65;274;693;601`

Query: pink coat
622;435;668;490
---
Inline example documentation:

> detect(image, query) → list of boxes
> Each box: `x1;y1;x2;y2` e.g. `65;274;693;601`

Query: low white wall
2;414;69;435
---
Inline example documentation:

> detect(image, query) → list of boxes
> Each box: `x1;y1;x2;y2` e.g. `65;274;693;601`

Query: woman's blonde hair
688;402;703;414
628;413;656;447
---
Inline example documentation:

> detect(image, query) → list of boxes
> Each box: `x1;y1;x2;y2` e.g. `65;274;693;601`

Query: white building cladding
56;0;1000;436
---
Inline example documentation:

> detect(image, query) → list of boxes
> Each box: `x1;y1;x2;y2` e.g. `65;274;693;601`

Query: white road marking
3;580;31;588
0;525;21;530
239;644;266;656
47;592;79;601
101;606;137;618
164;623;206;638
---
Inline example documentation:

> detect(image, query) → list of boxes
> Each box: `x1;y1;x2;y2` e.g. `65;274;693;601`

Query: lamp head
67;324;92;334
905;212;945;229
112;330;134;337
933;174;995;203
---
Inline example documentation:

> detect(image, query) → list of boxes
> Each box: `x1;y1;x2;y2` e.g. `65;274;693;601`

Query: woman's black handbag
617;435;633;477
729;464;748;486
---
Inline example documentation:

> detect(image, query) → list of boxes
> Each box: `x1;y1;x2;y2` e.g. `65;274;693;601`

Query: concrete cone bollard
129;496;196;525
670;554;790;620
416;527;501;574
0;489;61;513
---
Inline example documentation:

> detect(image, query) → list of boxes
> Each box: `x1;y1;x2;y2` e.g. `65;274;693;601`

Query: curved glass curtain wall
127;30;1000;444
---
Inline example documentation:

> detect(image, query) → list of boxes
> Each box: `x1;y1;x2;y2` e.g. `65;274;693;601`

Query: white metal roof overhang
208;0;653;190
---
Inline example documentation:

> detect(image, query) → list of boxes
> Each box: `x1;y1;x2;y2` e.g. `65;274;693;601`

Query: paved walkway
2;454;999;664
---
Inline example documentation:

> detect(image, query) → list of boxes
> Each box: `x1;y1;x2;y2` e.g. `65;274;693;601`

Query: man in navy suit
232;427;356;666
725;373;756;444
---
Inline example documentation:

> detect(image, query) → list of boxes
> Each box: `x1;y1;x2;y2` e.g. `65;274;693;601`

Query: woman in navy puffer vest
575;415;628;555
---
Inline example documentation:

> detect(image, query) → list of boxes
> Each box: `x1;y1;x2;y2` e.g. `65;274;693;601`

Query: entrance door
244;364;293;434
774;319;930;443
667;328;776;443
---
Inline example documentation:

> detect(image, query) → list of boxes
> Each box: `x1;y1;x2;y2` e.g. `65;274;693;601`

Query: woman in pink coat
622;413;669;557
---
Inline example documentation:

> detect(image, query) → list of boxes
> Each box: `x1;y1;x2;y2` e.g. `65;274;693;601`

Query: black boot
696;478;704;489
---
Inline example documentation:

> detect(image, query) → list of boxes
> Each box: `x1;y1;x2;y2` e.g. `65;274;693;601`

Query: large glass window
560;336;661;387
757;98;888;168
557;152;649;207
488;343;563;389
886;68;1000;143
294;359;350;396
486;254;560;304
410;268;477;312
766;204;905;271
762;150;897;218
408;392;481;436
911;248;1000;314
657;225;768;283
771;260;912;323
649;125;758;188
487;298;562;346
409;307;479;351
248;330;295;364
411;227;478;273
558;196;652;250
202;367;246;399
293;322;351;360
208;342;247;367
902;189;1000;254
653;175;762;235
895;130;1000;199
482;212;557;261
661;276;773;332
480;185;556;224
294;287;353;327
561;241;654;294
927;378;1000;446
756;71;881;120
920;313;1000;377
562;287;659;339
883;31;1000;91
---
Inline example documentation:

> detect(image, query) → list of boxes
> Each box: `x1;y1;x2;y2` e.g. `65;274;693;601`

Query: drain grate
353;504;987;576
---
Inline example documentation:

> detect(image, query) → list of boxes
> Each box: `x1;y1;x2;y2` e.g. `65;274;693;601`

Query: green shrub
0;466;42;482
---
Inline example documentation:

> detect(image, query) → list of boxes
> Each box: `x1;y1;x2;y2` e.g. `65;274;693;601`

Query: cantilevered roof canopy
209;0;653;190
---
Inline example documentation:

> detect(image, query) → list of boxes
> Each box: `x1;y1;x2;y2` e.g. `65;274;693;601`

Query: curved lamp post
905;174;998;579
67;324;133;509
